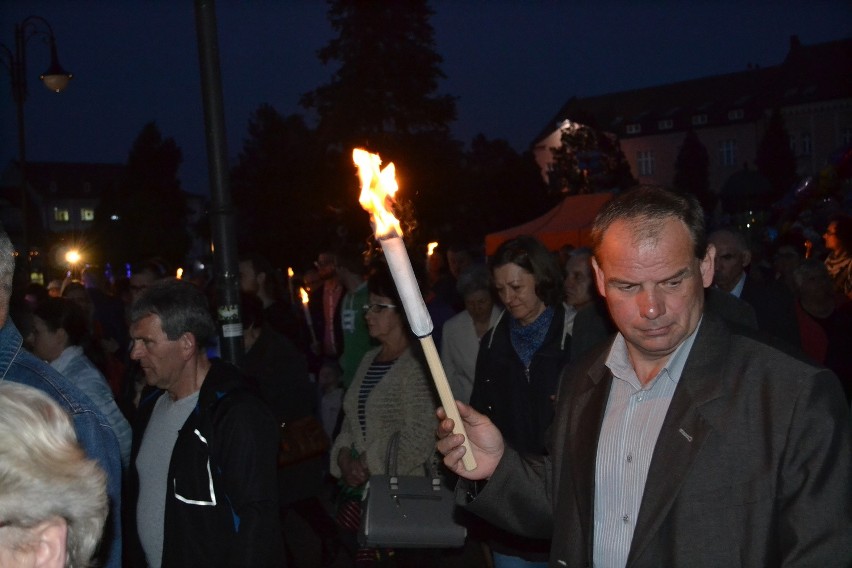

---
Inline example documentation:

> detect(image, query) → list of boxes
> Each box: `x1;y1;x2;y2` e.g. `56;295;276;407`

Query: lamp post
0;15;72;278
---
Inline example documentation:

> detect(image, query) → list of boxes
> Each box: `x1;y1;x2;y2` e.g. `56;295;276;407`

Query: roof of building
533;36;852;146
23;161;126;199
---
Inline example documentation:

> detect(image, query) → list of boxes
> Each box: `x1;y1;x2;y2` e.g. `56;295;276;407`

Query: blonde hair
0;382;108;567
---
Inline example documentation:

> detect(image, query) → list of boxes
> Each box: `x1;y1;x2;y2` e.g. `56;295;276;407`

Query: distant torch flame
299;287;309;305
427;242;438;256
288;267;294;278
353;148;401;238
176;268;183;280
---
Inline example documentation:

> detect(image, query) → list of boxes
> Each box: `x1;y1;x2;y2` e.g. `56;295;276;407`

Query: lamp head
40;39;72;93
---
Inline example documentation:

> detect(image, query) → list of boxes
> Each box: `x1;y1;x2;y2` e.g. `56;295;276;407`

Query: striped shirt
358;358;395;438
593;320;700;568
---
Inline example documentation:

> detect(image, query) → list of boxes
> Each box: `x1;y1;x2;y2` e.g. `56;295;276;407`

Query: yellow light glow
176;268;184;279
299;287;309;305
353;148;402;238
288;267;294;278
65;250;81;264
427;242;438;257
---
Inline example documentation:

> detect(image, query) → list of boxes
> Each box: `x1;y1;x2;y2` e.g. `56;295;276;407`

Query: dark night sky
1;1;850;195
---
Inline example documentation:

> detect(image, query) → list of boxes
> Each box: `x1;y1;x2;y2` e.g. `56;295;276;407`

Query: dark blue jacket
0;320;123;568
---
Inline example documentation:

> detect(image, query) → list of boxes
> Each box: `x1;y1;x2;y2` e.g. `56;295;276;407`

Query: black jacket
470;305;572;454
125;359;283;567
467;305;572;561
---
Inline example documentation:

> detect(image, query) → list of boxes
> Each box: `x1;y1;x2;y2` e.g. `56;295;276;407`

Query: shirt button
626;454;633;463
622;515;629;523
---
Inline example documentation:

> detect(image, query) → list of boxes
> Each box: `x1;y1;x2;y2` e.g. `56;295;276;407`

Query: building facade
532;36;852;198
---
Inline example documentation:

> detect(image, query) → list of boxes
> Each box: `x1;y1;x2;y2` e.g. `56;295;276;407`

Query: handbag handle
384;431;441;480
385;430;401;476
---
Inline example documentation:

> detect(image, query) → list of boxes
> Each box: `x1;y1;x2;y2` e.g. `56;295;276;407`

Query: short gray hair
129;278;217;348
0;382;108;567
0;225;15;293
456;263;491;299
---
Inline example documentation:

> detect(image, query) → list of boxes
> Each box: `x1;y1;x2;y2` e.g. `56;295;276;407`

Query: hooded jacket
126;359;282;567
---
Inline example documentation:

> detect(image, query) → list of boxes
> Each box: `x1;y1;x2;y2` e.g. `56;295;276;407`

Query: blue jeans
492;551;549;568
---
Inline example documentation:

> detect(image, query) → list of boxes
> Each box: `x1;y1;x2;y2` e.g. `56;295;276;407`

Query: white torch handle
379;237;433;337
419;336;477;471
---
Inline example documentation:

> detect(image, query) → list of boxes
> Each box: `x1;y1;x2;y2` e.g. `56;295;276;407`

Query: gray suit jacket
466;313;852;567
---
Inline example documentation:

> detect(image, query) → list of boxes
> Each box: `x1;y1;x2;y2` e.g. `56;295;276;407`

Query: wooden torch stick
419;334;477;471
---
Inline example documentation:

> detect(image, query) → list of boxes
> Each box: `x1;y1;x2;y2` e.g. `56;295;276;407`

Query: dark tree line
93;0;810;273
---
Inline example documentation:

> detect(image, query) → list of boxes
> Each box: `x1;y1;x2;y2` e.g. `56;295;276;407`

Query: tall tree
756;108;797;201
453;135;553;238
300;0;457;151
300;0;461;250
673;129;714;212
230;105;343;268
548;123;635;195
93;122;189;267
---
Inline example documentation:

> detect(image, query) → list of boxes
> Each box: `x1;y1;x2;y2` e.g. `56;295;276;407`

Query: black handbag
358;431;467;548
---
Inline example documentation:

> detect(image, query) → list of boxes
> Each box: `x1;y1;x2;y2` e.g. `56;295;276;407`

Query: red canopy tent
484;192;614;255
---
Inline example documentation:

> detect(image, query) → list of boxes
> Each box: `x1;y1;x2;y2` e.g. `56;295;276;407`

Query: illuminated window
626;124;641;134
637;151;655;176
719;140;737;166
728;109;744;120
691;114;707;126
54;208;70;222
80;208;95;221
658;119;673;130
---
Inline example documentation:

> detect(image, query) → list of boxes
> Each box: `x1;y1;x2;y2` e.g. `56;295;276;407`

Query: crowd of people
0;185;850;567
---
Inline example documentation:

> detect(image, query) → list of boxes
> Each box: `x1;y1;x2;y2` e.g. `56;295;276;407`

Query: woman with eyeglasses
328;260;439;564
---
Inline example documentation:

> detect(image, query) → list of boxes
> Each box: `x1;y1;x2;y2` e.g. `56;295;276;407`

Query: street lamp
0;15;73;279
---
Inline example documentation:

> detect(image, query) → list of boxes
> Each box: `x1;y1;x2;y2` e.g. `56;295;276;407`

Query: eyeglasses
362;303;397;314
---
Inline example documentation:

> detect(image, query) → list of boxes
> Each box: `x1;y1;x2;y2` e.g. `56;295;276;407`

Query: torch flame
427;242;438;256
288;267;294;278
299;287;309;305
353;148;402;238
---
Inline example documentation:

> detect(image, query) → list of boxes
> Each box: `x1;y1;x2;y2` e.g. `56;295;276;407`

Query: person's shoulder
705;314;825;377
443;309;470;331
203;361;276;422
5;349;92;413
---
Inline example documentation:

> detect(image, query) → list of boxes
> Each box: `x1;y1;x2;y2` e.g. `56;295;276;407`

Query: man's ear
591;257;606;297
741;248;752;268
701;244;716;287
32;517;67;568
180;332;197;359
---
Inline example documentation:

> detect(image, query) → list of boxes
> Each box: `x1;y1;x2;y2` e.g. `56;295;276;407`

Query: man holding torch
436;186;852;567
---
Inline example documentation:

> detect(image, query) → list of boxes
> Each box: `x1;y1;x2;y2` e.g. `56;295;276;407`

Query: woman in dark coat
469;235;572;568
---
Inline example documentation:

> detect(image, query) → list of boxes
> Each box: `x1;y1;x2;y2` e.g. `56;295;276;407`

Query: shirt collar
605;317;703;390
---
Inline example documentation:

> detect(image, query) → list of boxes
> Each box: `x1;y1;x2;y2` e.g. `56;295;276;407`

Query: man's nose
639;290;663;319
129;341;143;360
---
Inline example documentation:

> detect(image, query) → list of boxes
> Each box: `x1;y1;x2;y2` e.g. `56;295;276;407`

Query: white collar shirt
592;319;701;568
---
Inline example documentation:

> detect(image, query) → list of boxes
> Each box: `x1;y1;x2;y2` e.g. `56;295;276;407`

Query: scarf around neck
509;305;554;368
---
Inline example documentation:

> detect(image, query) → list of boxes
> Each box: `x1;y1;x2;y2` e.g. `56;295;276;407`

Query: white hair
0;382;108;567
0;226;14;293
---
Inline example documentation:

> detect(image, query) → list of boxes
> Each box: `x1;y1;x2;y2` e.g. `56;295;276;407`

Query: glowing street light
64;249;81;265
